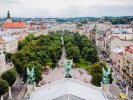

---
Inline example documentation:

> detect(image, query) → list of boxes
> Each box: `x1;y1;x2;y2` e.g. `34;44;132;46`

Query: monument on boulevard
64;58;73;78
25;67;35;99
27;67;35;84
101;67;111;96
102;67;111;84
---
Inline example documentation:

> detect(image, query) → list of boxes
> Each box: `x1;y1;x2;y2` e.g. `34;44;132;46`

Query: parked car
121;88;126;92
17;86;21;91
119;93;126;99
120;83;124;87
106;58;112;63
130;95;133;99
21;81;24;84
120;86;123;89
116;80;121;85
116;82;121;85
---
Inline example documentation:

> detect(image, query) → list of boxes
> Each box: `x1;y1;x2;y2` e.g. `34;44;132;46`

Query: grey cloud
16;8;52;18
0;0;133;17
56;6;90;17
89;5;133;16
54;5;133;17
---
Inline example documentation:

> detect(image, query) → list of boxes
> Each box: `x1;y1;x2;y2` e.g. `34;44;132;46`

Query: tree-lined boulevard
1;30;129;100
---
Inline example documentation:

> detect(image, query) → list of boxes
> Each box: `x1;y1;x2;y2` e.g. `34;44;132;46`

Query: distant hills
0;16;133;24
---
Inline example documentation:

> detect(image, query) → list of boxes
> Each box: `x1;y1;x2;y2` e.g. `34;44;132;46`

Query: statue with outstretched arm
64;58;73;78
27;67;35;84
102;67;111;84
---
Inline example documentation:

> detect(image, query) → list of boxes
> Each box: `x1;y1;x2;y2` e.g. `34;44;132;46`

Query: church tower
7;11;10;19
0;45;6;75
6;11;12;22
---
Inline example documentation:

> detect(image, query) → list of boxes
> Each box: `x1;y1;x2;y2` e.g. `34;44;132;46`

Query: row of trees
0;68;16;96
11;32;62;83
103;16;133;24
8;31;112;88
63;31;99;64
63;31;112;87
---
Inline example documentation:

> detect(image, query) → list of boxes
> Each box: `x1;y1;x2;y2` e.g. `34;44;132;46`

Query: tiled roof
125;45;133;54
2;22;26;28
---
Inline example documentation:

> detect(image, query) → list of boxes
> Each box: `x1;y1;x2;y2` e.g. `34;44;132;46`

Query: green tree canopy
23;61;42;83
0;79;9;96
1;68;16;86
25;34;34;42
90;62;113;86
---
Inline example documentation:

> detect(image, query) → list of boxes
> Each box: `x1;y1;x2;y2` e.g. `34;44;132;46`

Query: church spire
7;10;11;19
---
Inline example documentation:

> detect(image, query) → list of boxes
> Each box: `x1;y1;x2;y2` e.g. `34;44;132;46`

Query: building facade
0;36;18;53
0;45;6;74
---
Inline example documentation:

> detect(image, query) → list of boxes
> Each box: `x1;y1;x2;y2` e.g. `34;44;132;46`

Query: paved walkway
42;67;92;85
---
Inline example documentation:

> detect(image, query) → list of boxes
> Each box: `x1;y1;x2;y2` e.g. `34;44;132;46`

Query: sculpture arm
102;67;106;76
70;59;73;68
107;67;111;75
64;58;67;68
27;67;30;75
31;67;35;77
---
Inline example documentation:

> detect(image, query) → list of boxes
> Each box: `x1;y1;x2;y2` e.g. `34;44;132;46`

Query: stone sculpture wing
64;58;67;68
27;67;30;75
102;67;106;76
31;67;35;76
107;67;111;75
70;59;73;68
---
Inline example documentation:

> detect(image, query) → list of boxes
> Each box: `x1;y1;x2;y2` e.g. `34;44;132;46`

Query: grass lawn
76;58;91;70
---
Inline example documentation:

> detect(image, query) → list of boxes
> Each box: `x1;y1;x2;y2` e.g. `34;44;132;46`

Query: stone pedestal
8;86;12;100
101;83;111;96
65;74;72;78
27;84;33;93
24;83;35;99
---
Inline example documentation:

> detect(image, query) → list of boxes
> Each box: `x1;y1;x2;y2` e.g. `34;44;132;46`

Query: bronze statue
102;67;111;84
64;59;73;78
27;67;35;84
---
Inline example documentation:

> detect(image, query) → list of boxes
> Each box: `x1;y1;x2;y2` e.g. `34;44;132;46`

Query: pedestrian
49;81;50;84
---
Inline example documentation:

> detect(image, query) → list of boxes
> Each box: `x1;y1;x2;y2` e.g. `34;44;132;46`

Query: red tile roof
125;45;133;54
2;22;26;28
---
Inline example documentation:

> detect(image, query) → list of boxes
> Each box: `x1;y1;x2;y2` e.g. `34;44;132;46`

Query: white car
21;81;24;84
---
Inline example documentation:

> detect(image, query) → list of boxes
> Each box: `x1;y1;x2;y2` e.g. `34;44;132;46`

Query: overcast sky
0;0;133;18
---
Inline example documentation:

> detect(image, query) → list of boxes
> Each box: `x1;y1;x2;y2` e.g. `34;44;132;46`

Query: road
109;69;123;100
58;46;66;67
11;74;27;100
42;45;92;85
110;64;133;100
97;47;133;100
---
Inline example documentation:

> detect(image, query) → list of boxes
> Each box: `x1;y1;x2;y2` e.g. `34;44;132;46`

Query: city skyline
0;0;133;18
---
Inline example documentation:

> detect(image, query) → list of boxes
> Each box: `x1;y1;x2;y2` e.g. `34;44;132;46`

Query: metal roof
29;79;108;100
